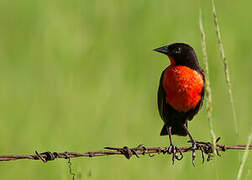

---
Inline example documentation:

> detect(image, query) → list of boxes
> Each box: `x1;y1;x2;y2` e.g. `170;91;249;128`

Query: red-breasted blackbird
154;43;205;165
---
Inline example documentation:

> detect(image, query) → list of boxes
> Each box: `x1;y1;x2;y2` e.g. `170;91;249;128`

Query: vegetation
0;0;251;179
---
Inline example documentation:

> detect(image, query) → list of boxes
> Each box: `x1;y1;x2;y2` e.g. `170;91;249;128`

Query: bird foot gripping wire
189;141;210;166
197;137;223;162
187;136;222;166
164;145;183;164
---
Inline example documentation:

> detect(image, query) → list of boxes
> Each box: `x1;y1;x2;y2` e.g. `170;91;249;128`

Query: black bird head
153;43;202;71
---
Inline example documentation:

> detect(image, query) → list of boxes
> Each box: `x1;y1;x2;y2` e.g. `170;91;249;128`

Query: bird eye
174;47;181;54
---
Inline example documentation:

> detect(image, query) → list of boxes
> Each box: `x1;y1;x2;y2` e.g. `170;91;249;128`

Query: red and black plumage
154;43;205;164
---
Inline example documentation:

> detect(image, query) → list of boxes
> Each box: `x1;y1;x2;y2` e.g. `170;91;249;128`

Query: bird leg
166;126;183;164
183;124;204;166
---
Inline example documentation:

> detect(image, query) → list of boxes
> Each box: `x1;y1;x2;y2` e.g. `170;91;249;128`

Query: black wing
158;70;187;136
157;70;166;121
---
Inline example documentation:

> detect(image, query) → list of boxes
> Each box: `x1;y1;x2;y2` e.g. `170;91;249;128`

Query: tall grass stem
211;0;239;136
199;10;216;154
237;130;252;180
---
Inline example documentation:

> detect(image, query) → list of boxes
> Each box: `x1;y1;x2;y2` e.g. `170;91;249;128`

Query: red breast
162;65;204;112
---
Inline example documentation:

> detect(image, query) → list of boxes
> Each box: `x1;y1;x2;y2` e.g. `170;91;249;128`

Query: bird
154;43;205;165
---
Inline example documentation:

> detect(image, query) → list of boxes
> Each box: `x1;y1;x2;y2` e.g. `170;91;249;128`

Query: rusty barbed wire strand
0;143;251;162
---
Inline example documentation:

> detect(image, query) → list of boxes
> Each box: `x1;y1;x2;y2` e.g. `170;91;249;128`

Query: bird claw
165;144;183;164
191;142;197;166
188;137;223;165
199;145;205;163
188;141;213;166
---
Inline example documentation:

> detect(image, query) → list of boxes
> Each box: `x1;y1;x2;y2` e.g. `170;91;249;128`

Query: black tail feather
160;125;169;136
160;123;187;136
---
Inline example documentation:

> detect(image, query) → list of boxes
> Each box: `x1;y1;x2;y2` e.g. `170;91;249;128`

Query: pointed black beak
153;45;170;55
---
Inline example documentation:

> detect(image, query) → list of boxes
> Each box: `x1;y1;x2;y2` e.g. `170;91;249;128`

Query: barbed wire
1;141;252;180
0;142;251;162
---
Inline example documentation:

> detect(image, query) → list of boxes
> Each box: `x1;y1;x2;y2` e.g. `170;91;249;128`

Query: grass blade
199;10;216;154
237;130;252;180
211;0;239;136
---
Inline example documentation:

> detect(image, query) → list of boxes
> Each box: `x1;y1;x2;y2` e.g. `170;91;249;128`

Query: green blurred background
0;0;251;179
